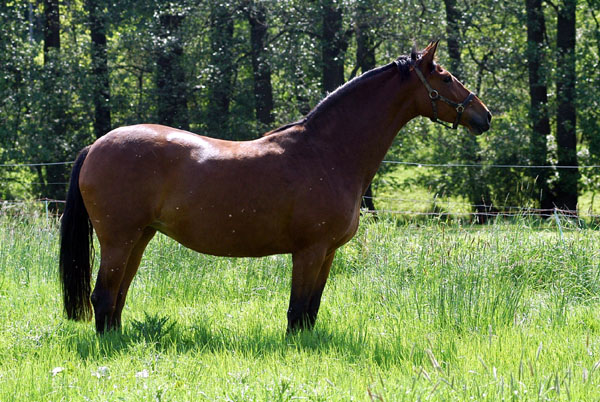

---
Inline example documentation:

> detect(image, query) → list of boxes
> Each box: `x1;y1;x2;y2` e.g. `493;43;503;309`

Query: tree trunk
443;0;462;79
525;0;553;210
247;2;274;129
43;0;60;64
207;3;235;138
554;0;578;212
356;0;376;212
321;0;348;93
444;0;489;222
581;0;600;190
86;0;111;138
355;0;376;75
155;13;189;131
42;0;67;204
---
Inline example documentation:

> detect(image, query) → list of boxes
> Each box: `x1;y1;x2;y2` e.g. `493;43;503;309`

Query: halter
397;59;476;130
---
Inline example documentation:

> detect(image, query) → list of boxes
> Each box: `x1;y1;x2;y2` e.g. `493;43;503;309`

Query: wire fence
1;196;595;221
3;159;600;169
0;161;73;168
0;160;597;220
380;160;600;169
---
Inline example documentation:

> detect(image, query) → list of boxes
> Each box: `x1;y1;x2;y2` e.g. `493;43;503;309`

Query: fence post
553;207;564;243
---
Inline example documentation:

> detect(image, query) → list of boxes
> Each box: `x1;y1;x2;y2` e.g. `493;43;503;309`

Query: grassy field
1;212;600;401
372;165;600;216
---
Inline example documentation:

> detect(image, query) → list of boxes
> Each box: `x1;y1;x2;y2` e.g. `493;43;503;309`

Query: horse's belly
158;229;291;258
152;209;293;257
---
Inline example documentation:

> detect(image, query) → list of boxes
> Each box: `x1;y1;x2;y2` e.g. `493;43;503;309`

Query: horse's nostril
487;112;492;124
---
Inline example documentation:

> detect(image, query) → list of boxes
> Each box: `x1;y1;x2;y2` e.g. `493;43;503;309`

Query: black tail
59;146;93;321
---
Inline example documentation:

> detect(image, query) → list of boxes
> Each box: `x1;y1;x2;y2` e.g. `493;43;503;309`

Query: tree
554;0;578;212
442;0;462;79
206;2;235;138
43;0;60;64
320;0;350;93
246;1;274;129
525;0;552;210
578;0;600;210
86;0;112;138
155;9;189;130
39;0;69;202
443;1;491;222
355;0;377;211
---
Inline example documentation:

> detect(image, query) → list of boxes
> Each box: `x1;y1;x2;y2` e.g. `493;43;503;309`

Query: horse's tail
59;145;93;321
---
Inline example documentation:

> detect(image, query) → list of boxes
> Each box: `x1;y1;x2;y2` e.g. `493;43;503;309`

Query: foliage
0;0;598;213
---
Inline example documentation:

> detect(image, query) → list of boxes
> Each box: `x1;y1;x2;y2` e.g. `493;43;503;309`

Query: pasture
1;211;600;400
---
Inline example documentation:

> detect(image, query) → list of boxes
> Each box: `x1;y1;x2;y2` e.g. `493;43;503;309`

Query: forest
0;0;598;216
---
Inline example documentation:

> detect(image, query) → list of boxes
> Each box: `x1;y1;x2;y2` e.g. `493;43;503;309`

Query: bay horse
60;41;491;334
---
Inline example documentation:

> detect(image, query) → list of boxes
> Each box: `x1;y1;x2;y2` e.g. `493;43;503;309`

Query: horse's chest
307;200;360;248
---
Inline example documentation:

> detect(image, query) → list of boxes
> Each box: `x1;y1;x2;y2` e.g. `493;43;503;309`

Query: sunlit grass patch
1;214;600;400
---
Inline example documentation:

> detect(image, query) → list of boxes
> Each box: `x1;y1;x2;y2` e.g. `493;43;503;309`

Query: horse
59;41;491;334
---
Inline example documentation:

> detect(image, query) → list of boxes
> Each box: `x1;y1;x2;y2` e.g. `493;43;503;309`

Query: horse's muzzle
469;111;492;135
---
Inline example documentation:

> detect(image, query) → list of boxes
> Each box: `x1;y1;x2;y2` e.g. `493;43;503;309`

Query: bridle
397;59;476;130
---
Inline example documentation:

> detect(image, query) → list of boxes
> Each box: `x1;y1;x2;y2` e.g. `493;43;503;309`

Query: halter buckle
429;90;439;100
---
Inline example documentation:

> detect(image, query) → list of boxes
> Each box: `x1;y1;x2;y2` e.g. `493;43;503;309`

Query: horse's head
409;41;491;134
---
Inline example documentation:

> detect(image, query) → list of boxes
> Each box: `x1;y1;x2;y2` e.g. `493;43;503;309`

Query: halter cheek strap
397;59;476;130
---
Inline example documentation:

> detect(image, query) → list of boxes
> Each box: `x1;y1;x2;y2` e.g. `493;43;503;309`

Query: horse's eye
443;76;452;83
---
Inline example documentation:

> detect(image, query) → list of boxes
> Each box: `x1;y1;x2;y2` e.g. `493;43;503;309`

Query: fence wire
1;160;600;169
1;160;598;219
1;199;595;220
380;160;599;169
0;161;73;168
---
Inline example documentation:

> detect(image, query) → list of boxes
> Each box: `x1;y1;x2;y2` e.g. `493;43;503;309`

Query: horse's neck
306;69;418;193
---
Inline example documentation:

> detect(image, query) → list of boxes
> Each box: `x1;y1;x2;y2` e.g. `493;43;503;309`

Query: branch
348;64;361;80
544;0;559;13
585;0;600;68
348;39;384;80
587;0;600;33
112;64;151;74
466;46;492;70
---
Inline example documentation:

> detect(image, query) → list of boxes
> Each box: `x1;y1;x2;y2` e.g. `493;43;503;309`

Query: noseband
397;59;476;130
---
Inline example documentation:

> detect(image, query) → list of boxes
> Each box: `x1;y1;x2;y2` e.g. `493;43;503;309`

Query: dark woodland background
0;0;598;216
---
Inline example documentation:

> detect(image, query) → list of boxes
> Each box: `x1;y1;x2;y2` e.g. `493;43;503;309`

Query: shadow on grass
69;312;417;367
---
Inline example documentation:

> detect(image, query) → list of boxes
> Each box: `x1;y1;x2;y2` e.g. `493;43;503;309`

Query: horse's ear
420;40;440;70
411;43;418;61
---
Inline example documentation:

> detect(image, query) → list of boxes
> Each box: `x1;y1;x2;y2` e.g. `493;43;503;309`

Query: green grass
373;165;600;217
2;212;600;400
373;166;477;215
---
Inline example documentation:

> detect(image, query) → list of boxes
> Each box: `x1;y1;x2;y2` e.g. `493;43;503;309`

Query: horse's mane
263;49;418;137
263;119;307;136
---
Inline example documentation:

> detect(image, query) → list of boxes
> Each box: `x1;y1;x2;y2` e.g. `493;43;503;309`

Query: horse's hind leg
112;227;156;328
91;230;145;333
287;248;335;333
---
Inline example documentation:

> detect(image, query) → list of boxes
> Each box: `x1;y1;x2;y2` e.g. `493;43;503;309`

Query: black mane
266;51;418;136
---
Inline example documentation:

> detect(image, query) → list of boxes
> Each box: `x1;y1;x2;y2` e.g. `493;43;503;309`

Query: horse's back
85;124;220;166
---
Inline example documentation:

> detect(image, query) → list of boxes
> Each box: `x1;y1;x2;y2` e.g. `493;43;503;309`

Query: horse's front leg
287;247;336;333
306;251;335;325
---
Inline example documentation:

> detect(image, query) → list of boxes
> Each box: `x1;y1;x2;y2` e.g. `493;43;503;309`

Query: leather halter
397;59;476;130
